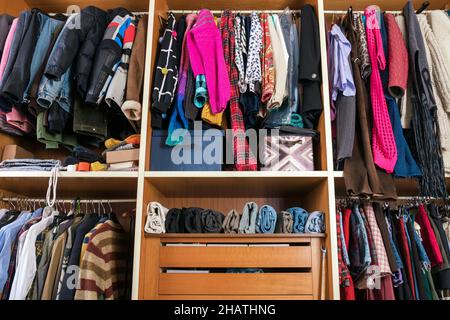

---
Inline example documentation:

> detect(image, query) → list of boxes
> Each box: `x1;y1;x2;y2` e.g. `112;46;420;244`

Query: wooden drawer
160;245;312;268
158;273;313;295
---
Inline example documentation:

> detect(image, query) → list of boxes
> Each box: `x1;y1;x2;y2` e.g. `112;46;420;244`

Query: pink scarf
365;7;397;173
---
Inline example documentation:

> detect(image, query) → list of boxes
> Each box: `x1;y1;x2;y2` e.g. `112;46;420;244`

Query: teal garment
36;112;78;149
194;75;208;108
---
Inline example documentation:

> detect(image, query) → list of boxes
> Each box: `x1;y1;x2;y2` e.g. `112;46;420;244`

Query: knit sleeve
74;237;106;300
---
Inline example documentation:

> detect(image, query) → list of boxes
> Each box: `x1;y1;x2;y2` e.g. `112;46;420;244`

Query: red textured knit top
365;6;398;174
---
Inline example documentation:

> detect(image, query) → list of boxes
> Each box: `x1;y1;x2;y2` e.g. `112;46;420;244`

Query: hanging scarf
234;15;247;93
364;6;398;174
260;13;275;104
403;1;447;197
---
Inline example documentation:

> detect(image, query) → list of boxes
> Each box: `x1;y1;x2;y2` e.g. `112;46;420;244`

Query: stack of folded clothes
0;159;61;171
103;134;140;171
145;201;326;234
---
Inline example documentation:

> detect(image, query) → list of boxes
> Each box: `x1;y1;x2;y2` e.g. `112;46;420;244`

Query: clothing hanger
416;1;430;14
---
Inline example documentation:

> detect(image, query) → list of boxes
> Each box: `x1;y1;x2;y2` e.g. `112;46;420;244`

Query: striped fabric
79;220;105;266
105;17;137;109
97;15;133;105
220;11;257;171
74;220;128;300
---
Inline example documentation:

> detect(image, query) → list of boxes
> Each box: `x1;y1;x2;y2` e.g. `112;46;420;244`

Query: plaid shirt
364;203;392;275
1;217;41;300
220;10;257;171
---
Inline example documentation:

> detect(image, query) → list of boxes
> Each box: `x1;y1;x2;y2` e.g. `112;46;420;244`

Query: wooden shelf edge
145;233;326;238
0;171;139;178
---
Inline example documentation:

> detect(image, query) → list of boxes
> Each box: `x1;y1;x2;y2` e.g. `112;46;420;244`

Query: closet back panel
144;0;328;171
24;0;150;11
323;0;449;10
0;0;29;15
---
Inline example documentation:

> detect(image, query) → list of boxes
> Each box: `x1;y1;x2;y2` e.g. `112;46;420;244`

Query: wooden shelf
24;0;150;12
334;171;450;196
0;171;138;199
145;171;328;197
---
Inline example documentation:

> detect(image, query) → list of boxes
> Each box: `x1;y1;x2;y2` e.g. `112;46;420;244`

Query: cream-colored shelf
0;171;138;198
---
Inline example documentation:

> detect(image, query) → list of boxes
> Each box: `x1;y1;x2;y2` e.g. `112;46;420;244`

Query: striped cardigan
74;220;128;300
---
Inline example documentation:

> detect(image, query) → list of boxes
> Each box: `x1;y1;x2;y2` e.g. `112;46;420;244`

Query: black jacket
85;7;131;106
298;5;323;129
1;9;47;104
0;10;31;111
0;14;14;58
44;6;108;99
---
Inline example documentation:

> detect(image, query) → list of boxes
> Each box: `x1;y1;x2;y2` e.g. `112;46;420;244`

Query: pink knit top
365;7;397;173
186;9;230;114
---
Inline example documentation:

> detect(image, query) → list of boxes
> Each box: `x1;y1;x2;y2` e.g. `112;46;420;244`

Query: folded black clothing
63;156;79;166
201;209;225;233
165;208;183;233
184;207;203;233
72;146;104;163
275;211;284;233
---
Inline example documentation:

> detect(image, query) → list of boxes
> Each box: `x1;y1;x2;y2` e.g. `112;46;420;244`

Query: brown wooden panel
323;0;448;10
24;0;149;12
166;0;306;10
160;246;312;268
158;295;314;300
159;273;313;295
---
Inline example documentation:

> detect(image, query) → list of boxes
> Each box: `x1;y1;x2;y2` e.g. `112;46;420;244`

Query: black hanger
416;1;430;14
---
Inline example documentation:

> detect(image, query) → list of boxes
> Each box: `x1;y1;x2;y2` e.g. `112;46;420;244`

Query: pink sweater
186;9;230;114
365;7;397;173
0;18;18;83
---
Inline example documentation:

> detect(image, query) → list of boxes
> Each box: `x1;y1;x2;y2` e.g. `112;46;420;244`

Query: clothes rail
323;10;435;14
335;196;448;201
47;11;149;16
168;10;302;14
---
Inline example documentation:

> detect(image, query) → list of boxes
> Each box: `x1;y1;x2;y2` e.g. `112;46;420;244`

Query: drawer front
158;273;313;295
160;246;312;268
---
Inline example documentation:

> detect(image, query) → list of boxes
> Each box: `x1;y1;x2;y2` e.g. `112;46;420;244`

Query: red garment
365;6;397;173
384;13;408;98
342;208;352;249
220;11;257;171
364;275;396;300
396;217;416;300
340;280;356;300
415;204;444;267
337;208;355;300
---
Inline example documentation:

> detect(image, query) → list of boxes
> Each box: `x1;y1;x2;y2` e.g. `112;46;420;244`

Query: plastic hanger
416;1;430;14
